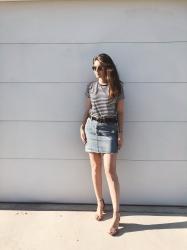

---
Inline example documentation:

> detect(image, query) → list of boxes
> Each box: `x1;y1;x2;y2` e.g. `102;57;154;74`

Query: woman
80;53;125;236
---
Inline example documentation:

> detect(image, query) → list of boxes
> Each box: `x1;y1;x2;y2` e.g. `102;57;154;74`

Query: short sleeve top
85;81;125;119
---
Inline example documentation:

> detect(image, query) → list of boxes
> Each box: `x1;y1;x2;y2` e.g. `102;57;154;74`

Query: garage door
0;0;187;205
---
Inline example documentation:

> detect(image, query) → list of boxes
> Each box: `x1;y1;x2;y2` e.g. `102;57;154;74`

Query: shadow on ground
0;202;187;237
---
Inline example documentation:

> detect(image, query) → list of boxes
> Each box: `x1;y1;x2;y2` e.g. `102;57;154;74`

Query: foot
95;198;105;221
108;211;120;236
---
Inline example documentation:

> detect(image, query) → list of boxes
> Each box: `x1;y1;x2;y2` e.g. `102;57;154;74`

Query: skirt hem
85;149;118;154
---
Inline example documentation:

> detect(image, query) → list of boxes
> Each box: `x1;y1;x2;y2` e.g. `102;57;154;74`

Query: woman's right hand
80;125;87;144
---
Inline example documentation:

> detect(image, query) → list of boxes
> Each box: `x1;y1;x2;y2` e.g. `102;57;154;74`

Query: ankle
113;210;120;213
112;211;120;216
97;198;104;203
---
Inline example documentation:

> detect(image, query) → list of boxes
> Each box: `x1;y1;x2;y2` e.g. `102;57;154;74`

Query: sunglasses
92;65;104;71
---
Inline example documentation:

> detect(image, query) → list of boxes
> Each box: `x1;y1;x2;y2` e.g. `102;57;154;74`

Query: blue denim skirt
85;117;119;153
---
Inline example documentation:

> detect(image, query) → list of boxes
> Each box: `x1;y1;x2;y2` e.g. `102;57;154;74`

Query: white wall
0;0;187;205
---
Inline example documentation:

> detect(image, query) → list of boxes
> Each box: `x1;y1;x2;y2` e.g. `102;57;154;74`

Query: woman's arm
116;99;125;149
80;97;92;129
80;97;91;144
117;99;125;133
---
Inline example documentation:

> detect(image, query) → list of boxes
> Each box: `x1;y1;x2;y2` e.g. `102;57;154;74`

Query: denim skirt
85;117;119;153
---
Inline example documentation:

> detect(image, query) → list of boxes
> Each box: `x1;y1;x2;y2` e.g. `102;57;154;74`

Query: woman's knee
91;163;102;174
105;168;118;181
89;153;102;172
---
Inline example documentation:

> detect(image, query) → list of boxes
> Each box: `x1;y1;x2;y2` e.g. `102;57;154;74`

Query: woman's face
92;60;107;81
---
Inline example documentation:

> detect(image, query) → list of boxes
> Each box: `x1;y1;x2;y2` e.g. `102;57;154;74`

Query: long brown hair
92;53;122;99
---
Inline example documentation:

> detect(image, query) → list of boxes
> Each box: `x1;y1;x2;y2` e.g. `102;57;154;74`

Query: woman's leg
88;152;103;203
103;153;120;213
103;153;121;235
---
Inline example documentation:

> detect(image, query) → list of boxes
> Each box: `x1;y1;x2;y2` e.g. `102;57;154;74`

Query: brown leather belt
89;115;117;123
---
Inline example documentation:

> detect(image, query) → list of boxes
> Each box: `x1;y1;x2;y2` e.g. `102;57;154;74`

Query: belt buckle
100;116;105;123
103;118;107;123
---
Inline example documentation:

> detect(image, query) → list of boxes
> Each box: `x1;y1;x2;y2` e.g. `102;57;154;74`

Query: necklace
98;80;108;86
98;82;109;95
98;83;108;89
99;83;108;86
99;83;108;88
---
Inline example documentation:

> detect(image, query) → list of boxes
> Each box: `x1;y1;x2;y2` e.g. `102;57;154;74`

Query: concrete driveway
0;203;186;250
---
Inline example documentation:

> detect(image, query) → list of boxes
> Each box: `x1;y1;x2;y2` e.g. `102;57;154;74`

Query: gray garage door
0;0;187;205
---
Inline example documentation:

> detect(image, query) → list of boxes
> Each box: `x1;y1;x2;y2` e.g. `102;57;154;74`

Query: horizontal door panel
0;159;186;205
0;82;187;121
0;43;187;82
0;1;187;42
0;122;186;160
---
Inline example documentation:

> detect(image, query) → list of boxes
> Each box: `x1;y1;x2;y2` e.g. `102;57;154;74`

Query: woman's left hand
118;132;124;150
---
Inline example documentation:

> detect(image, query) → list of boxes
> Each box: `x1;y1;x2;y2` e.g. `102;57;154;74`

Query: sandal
108;211;120;236
95;198;105;221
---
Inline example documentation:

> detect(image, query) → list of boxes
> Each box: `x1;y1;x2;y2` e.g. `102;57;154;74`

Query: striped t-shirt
85;81;125;119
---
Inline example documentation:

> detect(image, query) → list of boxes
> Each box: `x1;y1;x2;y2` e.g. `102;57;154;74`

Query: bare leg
103;153;120;213
88;152;105;220
88;152;103;203
103;153;120;234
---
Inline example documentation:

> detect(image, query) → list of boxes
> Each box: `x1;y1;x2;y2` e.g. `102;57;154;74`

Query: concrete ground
0;203;187;250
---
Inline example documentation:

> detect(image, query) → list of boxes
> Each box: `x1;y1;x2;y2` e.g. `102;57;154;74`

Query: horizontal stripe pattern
85;81;125;118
